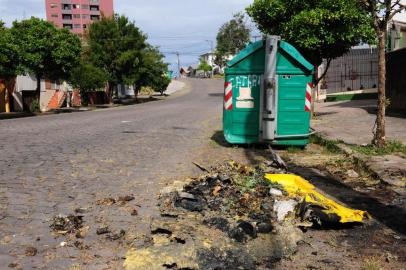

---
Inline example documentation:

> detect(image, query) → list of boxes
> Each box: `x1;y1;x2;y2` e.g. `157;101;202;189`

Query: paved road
0;79;224;269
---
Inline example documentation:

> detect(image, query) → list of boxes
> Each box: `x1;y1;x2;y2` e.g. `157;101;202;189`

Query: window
51;14;58;18
81;5;89;9
90;5;99;11
82;14;89;19
90;15;100;21
62;4;72;10
63;24;73;30
72;4;80;9
50;3;58;8
74;24;81;29
90;0;99;3
73;14;80;19
83;24;87;29
62;14;72;20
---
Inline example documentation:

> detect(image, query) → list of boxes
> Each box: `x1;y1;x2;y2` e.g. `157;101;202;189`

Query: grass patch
309;134;343;154
361;256;382;270
287;146;303;153
353;140;406;156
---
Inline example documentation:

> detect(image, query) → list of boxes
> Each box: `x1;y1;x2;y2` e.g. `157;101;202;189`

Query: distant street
0;79;224;268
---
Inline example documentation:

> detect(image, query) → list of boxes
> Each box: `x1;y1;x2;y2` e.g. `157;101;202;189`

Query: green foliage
86;15;170;98
0;22;21;79
198;59;213;72
29;99;40;112
353;140;406;156
86;15;146;88
246;0;375;66
137;46;170;95
215;13;251;68
11;17;81;97
309;134;342;154
70;61;107;94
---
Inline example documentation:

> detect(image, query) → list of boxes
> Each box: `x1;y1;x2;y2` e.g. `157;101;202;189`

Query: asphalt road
0;79;224;269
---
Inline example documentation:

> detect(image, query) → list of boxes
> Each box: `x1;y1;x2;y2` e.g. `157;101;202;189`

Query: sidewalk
164;80;186;95
313;99;406;145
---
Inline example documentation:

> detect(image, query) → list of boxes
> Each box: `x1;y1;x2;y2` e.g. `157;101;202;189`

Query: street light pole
206;40;214;78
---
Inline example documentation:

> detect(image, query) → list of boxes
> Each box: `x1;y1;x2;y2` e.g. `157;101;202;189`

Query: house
388;19;406;51
179;67;190;78
199;52;234;75
1;75;81;112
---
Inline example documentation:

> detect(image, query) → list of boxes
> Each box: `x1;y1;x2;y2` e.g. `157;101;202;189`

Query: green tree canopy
86;15;147;100
0;22;21;81
198;59;213;72
215;13;251;68
246;0;375;69
70;61;107;93
11;17;81;98
137;45;170;95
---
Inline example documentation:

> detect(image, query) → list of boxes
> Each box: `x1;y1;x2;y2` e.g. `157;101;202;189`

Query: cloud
0;0;257;70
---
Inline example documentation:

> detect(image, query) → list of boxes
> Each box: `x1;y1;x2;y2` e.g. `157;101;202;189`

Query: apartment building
45;0;114;35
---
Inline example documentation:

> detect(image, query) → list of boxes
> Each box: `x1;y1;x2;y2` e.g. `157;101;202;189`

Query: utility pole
176;52;180;79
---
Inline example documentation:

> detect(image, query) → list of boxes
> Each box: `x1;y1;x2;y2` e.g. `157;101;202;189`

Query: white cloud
0;0;257;70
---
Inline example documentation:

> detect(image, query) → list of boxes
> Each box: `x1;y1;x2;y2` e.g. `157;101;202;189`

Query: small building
179;67;190;78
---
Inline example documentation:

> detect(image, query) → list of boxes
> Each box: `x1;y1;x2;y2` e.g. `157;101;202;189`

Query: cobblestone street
0;79;224;269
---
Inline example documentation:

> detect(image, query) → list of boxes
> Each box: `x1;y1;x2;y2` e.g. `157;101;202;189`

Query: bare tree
362;0;406;147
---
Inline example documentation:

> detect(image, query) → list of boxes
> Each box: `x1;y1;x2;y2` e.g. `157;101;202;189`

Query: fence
386;47;406;112
321;48;378;93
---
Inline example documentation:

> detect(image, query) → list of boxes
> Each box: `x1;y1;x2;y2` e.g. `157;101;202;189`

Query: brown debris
96;197;116;206
24;247;37;257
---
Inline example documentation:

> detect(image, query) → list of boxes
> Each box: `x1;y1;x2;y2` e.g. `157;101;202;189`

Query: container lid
279;41;313;72
226;39;313;73
226;40;264;68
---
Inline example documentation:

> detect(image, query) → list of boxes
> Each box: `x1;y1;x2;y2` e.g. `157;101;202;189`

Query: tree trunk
36;74;41;101
374;33;387;147
106;83;114;104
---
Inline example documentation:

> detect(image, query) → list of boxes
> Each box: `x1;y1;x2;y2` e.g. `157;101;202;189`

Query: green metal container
223;36;314;146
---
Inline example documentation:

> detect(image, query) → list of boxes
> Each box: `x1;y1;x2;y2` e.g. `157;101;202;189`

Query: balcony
62;14;73;20
90;15;100;21
63;24;73;30
61;4;72;12
90;5;100;11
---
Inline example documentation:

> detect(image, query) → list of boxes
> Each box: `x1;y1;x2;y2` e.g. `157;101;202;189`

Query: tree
360;1;406;147
69;61;108;104
246;0;375;84
198;59;213;78
0;22;21;112
137;45;170;96
215;13;251;69
11;17;81;100
86;15;147;102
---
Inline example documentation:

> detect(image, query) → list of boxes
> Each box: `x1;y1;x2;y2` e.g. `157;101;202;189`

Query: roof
226;39;313;72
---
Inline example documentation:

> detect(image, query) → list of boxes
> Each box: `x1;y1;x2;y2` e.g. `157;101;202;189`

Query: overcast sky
0;0;258;73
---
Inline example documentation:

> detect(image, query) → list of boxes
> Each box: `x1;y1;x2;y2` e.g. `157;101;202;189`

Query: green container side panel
276;75;311;139
223;73;261;144
272;138;309;146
